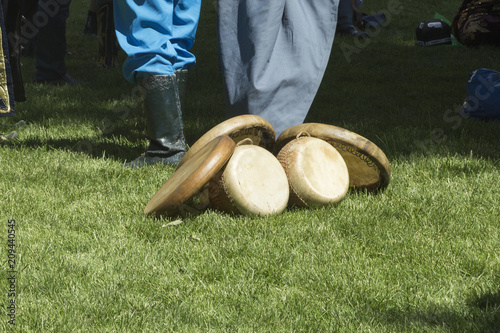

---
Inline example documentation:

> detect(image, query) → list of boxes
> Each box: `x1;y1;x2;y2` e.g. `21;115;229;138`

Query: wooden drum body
276;123;391;192
178;115;275;168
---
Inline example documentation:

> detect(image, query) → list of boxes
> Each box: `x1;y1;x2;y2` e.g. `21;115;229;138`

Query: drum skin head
144;135;235;217
277;136;349;207
178;115;275;168
209;144;289;216
275;123;391;191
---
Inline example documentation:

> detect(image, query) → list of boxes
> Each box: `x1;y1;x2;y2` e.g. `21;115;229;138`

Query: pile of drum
144;115;391;218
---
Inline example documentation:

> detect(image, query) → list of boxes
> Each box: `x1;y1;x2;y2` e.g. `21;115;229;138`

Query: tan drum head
275;123;391;191
209;143;289;216
178;115;275;168
277;135;349;207
144;135;236;217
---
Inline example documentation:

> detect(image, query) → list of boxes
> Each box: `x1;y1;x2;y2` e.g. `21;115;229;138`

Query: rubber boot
175;69;188;107
125;75;187;168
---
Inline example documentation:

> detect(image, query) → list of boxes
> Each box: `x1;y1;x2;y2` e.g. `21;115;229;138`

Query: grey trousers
218;0;339;136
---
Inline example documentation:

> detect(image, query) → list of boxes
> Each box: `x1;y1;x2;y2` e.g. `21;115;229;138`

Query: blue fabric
114;0;201;83
337;0;355;32
460;68;500;120
218;0;339;135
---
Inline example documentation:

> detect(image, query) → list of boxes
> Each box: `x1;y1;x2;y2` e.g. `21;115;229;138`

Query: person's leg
84;0;98;35
171;0;201;106
114;0;200;167
171;0;200;72
34;0;75;84
115;0;199;83
337;0;355;32
20;0;39;56
336;0;368;38
218;0;339;136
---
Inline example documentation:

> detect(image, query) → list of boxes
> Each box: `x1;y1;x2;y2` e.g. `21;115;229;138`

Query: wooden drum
208;139;289;216
277;133;350;208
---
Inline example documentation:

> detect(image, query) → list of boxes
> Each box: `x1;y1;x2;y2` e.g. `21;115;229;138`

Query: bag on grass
452;0;500;46
460;68;500;120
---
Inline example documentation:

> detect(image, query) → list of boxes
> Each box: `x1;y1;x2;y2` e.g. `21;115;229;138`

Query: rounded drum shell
178;115;275;168
275;123;391;191
144;135;235;217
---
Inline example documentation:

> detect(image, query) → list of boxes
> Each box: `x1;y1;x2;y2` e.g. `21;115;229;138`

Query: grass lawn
1;0;499;331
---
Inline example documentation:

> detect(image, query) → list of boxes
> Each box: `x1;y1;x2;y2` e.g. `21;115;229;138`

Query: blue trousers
337;0;355;32
113;0;201;83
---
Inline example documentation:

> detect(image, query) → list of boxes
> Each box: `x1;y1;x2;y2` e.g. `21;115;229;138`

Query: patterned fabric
0;3;15;117
97;0;119;68
452;0;500;46
3;0;25;103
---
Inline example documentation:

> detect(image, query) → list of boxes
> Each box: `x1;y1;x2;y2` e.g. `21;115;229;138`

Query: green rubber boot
175;69;188;107
125;75;187;168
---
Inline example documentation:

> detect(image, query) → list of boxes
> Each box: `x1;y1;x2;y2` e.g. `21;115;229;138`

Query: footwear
125;146;185;168
125;75;187;168
83;11;97;36
175;69;188;107
33;73;79;86
337;27;369;39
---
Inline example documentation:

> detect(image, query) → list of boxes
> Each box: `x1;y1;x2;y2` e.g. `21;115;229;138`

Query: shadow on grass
372;290;500;332
12;72;225;163
13;137;144;162
11;1;500;164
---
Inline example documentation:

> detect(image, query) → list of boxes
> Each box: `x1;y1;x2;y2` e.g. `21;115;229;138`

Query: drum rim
144;135;236;217
177;115;275;168
275;123;391;191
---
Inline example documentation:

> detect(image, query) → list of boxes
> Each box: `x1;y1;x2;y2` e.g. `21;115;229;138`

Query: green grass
1;0;500;331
